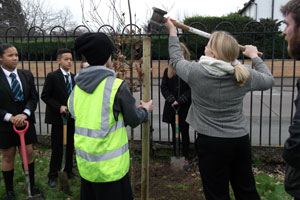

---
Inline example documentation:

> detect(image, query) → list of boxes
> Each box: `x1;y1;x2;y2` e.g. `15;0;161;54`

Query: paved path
34;77;294;146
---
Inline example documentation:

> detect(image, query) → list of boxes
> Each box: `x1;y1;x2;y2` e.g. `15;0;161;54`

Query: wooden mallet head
149;7;168;31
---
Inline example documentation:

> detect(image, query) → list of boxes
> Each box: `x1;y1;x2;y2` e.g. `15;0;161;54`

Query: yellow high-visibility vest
68;76;129;182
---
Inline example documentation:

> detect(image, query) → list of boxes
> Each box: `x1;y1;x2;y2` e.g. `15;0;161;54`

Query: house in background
238;0;287;30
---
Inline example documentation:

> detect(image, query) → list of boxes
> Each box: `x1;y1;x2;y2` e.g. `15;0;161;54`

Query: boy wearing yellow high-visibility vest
69;32;152;200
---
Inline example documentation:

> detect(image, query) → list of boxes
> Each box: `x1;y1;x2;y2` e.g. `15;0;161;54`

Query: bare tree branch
80;0;128;33
20;0;77;33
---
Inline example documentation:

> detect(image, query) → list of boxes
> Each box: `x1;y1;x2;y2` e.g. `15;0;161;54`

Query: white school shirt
1;66;31;121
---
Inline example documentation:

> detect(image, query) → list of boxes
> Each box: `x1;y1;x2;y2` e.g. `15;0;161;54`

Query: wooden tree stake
141;36;151;200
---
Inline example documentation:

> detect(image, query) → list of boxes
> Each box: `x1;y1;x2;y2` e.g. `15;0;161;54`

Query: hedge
181;14;288;59
9;39;75;61
1;14;288;60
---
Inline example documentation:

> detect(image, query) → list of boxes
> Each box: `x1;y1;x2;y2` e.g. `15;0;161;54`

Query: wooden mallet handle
168;19;263;57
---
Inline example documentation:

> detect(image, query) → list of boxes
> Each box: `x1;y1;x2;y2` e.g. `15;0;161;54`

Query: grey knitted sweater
169;36;275;138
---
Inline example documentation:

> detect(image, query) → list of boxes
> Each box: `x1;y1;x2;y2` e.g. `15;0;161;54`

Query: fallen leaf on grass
18;182;24;186
275;181;281;185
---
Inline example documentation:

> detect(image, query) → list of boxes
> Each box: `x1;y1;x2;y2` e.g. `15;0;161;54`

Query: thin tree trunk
141;37;151;200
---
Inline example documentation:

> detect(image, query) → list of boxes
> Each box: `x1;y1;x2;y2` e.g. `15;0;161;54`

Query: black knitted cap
74;32;115;65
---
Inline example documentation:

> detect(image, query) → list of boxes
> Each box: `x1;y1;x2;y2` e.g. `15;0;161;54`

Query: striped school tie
10;72;24;102
65;74;72;95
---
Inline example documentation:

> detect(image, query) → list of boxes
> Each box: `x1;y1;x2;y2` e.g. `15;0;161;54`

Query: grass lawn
229;168;293;200
0;144;295;200
0;145;80;200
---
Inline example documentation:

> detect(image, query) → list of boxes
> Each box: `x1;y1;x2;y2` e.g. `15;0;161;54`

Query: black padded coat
161;68;191;124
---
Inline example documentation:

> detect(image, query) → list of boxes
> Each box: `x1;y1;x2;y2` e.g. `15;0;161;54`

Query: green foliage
255;174;293;200
184;13;253;33
147;14;288;60
3;38;76;61
229;173;293;200
176;184;189;190
182;14;287;59
151;35;169;60
252;154;262;166
0;147;80;199
0;0;28;35
1;13;288;61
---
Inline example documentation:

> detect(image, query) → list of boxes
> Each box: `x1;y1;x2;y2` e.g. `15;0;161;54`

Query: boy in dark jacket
41;48;76;188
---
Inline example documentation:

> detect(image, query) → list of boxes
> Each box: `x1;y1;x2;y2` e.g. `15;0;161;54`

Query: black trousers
80;173;133;200
48;122;75;178
195;133;260;200
170;119;190;158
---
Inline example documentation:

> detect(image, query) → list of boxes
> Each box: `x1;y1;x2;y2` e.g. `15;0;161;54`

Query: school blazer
41;69;75;125
0;68;38;133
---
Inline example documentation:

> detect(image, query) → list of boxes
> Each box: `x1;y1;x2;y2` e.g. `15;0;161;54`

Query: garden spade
58;110;72;195
170;106;185;171
13;121;43;200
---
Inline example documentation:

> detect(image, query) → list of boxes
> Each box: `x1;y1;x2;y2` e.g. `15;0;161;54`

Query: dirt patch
129;146;286;200
31;142;286;199
252;146;285;179
132;157;205;200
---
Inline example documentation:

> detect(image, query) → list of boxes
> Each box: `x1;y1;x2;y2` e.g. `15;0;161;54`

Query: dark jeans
80;173;133;200
48;122;75;178
170;119;190;159
195;133;260;200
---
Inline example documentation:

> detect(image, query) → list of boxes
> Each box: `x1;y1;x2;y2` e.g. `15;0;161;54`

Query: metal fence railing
0;21;298;146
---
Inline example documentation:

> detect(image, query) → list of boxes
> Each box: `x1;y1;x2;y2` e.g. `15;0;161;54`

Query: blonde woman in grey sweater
165;17;274;200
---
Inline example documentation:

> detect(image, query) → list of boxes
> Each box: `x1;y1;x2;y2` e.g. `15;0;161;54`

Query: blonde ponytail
233;63;249;86
208;31;250;86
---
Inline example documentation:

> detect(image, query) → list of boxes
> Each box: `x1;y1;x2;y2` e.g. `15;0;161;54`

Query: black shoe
48;177;57;188
5;191;15;200
31;186;42;196
67;172;77;180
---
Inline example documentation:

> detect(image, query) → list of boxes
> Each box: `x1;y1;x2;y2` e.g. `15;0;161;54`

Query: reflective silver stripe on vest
75;119;124;138
76;142;128;162
100;76;115;134
72;76;124;138
68;90;75;119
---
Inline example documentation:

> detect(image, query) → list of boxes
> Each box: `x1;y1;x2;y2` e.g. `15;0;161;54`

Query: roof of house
238;0;255;14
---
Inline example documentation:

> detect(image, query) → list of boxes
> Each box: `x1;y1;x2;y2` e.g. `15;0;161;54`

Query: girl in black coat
161;42;192;170
0;43;41;199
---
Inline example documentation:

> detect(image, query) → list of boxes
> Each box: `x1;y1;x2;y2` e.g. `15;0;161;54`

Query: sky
47;0;248;27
